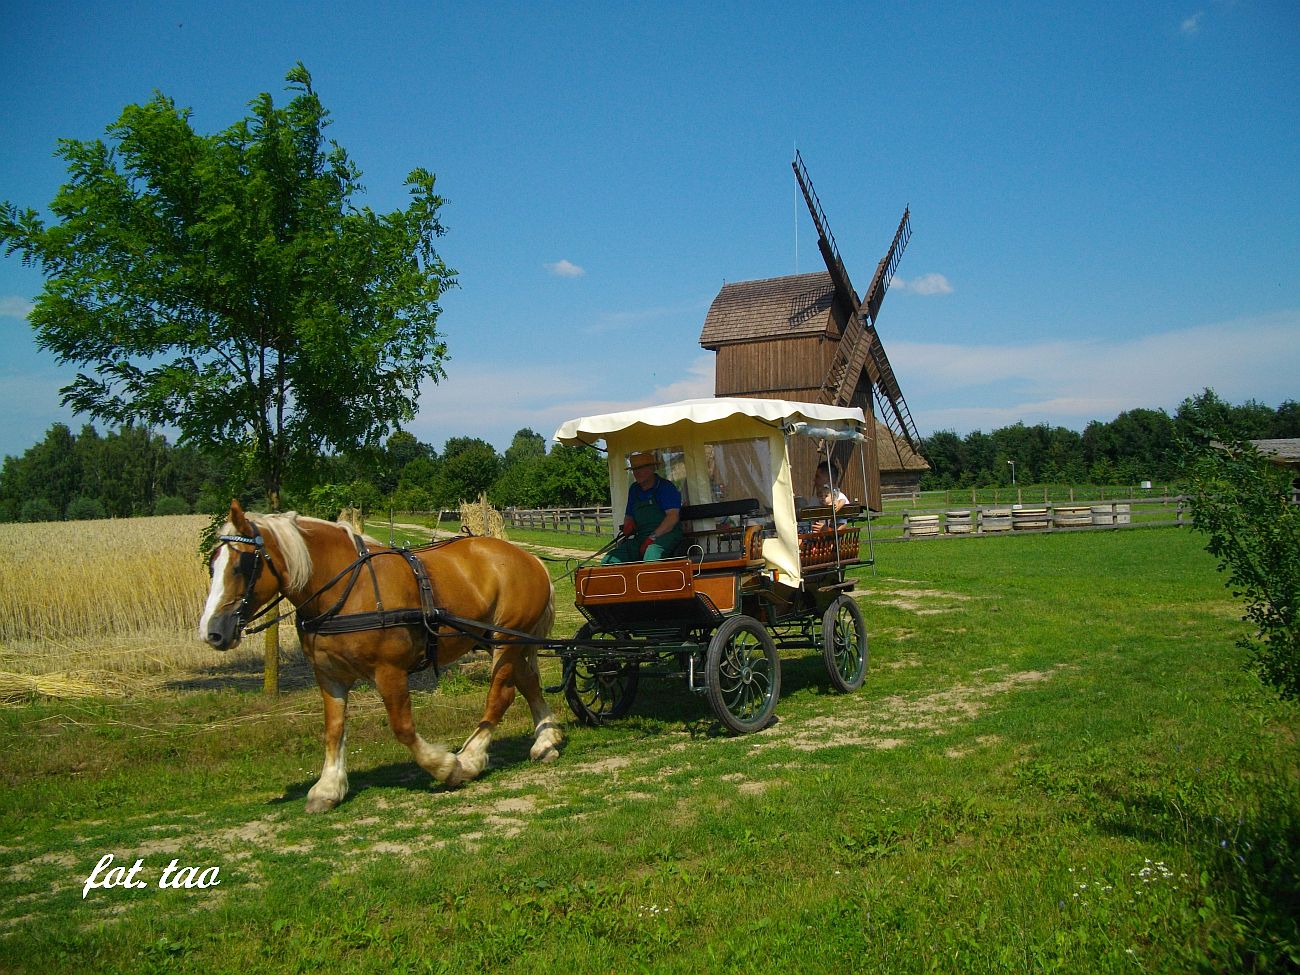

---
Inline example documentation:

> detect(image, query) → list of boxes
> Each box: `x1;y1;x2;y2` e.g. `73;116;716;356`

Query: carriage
549;397;874;734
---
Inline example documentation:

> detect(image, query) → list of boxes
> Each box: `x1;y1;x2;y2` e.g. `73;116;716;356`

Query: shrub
19;498;60;523
153;495;190;516
65;496;108;520
1184;439;1300;700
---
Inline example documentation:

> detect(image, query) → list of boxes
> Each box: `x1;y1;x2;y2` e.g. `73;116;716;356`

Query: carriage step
817;581;857;593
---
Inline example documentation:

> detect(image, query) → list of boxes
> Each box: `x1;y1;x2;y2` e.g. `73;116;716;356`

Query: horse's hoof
305;796;337;813
531;742;561;763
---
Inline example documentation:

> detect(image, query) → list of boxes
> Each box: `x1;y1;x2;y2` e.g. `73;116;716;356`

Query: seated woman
604;452;684;563
808;461;848;533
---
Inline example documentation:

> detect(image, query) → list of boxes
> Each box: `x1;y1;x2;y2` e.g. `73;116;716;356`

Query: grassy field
0;523;1296;973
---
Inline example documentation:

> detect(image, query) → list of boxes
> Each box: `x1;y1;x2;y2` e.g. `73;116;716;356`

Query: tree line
920;390;1300;490
0;423;607;523
5;389;1295;524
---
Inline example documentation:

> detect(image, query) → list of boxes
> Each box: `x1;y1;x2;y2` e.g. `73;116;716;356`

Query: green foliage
65;495;108;520
922;390;1296;489
0;63;455;508
18;497;59;522
434;437;501;506
1185;438;1300;700
152;495;190;516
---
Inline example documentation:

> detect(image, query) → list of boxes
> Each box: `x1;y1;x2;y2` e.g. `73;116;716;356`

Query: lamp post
1008;460;1017;486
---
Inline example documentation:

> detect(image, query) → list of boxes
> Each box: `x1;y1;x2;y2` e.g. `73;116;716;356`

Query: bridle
212;531;289;637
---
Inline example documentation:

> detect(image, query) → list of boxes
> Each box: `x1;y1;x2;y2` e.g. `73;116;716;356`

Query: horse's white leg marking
306;676;351;813
520;649;564;763
455;724;493;783
373;664;462;787
197;547;233;639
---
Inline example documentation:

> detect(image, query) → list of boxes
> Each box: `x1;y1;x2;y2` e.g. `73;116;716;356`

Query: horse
198;500;564;812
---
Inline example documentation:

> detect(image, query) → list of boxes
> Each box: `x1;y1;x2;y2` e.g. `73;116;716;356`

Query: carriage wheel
705;615;780;734
821;594;868;692
563;623;639;726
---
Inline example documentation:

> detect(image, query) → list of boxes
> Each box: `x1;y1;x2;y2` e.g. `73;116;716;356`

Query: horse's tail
536;573;556;640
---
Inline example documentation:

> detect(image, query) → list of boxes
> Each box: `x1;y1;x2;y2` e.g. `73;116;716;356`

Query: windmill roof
1250;439;1300;464
873;417;931;472
699;272;837;348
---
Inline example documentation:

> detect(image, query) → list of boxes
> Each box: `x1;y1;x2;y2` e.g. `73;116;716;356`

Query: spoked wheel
563;623;639;725
821;594;868;692
705;615;780;734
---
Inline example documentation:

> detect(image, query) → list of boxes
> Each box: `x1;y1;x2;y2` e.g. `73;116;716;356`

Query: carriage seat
675;498;762;566
798;504;864;568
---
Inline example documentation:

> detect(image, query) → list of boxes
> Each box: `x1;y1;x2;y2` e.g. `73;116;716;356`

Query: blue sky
1;1;1296;459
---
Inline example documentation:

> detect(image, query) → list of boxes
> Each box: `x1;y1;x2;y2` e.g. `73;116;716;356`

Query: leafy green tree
504;428;547;468
1268;400;1300;439
1184;438;1300;700
153;495;190;516
19;498;59;523
434;438;501;505
0;64;455;510
66;495;108;520
536;445;608;506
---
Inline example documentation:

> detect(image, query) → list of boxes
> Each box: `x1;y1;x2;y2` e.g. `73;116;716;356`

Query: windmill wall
700;272;883;509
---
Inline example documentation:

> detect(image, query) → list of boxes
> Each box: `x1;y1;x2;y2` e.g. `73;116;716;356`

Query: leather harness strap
296;534;467;675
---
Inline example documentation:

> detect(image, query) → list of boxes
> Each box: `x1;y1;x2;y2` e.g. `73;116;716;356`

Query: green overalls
604;481;684;564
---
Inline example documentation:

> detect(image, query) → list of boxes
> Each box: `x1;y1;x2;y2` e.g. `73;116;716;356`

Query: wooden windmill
699;153;927;509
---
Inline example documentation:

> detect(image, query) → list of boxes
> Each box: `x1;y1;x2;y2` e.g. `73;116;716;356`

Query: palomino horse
199;500;563;812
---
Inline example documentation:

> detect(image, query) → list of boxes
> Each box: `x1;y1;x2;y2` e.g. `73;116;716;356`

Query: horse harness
220;530;479;675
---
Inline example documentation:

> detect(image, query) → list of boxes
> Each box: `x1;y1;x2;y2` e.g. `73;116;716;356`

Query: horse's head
199;500;290;650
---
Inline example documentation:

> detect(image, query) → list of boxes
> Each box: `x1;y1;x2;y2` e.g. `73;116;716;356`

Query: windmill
698;155;928;508
792;151;924;465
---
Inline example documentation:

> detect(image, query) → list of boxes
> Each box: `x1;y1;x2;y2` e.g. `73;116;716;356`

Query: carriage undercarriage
547;544;868;735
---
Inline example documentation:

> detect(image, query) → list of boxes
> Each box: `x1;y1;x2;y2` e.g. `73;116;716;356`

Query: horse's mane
227;511;315;594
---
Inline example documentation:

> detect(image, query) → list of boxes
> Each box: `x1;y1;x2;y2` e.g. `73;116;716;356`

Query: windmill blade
792;151;859;317
793;153;924;455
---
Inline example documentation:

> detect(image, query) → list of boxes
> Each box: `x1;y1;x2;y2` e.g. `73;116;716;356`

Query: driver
603;451;684;563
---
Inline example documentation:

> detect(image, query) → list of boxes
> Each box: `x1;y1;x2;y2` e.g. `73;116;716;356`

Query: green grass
1;528;1296;973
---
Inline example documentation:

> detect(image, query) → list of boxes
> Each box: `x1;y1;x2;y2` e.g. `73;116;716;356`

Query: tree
66;496;108;520
434;438;501;505
536;445;608;506
1184;438;1300;700
504;428;547;468
1;64;455;510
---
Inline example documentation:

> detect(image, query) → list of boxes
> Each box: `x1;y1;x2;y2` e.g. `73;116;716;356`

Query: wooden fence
505;506;615;536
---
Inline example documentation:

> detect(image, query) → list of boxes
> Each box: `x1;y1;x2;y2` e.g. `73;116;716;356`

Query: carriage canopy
553;397;867;586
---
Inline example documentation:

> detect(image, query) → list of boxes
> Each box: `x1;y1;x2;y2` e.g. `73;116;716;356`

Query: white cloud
0;295;35;319
894;273;953;296
889;310;1300;434
1181;11;1203;35
582;297;712;335
409;354;716;450
545;259;585;278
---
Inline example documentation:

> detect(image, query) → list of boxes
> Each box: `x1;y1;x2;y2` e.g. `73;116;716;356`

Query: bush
1185;439;1300;700
153;495;190;516
19;498;60;523
65;496;108;520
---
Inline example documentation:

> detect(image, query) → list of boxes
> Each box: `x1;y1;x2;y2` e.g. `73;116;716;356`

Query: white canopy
553;397;866;444
553;398;867;587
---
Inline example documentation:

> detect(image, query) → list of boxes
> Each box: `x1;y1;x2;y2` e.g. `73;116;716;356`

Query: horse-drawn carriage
551;397;873;733
200;397;873;809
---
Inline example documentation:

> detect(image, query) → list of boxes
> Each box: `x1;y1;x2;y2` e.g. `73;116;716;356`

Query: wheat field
0;515;281;699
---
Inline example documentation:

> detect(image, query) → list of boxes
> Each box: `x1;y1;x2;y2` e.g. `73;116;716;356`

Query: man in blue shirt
604;451;684;563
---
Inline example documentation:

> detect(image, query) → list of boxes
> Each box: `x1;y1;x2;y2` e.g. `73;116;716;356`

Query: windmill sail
792;152;923;454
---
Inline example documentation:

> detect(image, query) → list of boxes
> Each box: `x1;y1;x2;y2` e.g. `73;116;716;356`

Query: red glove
639;535;653;556
622;516;636;538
